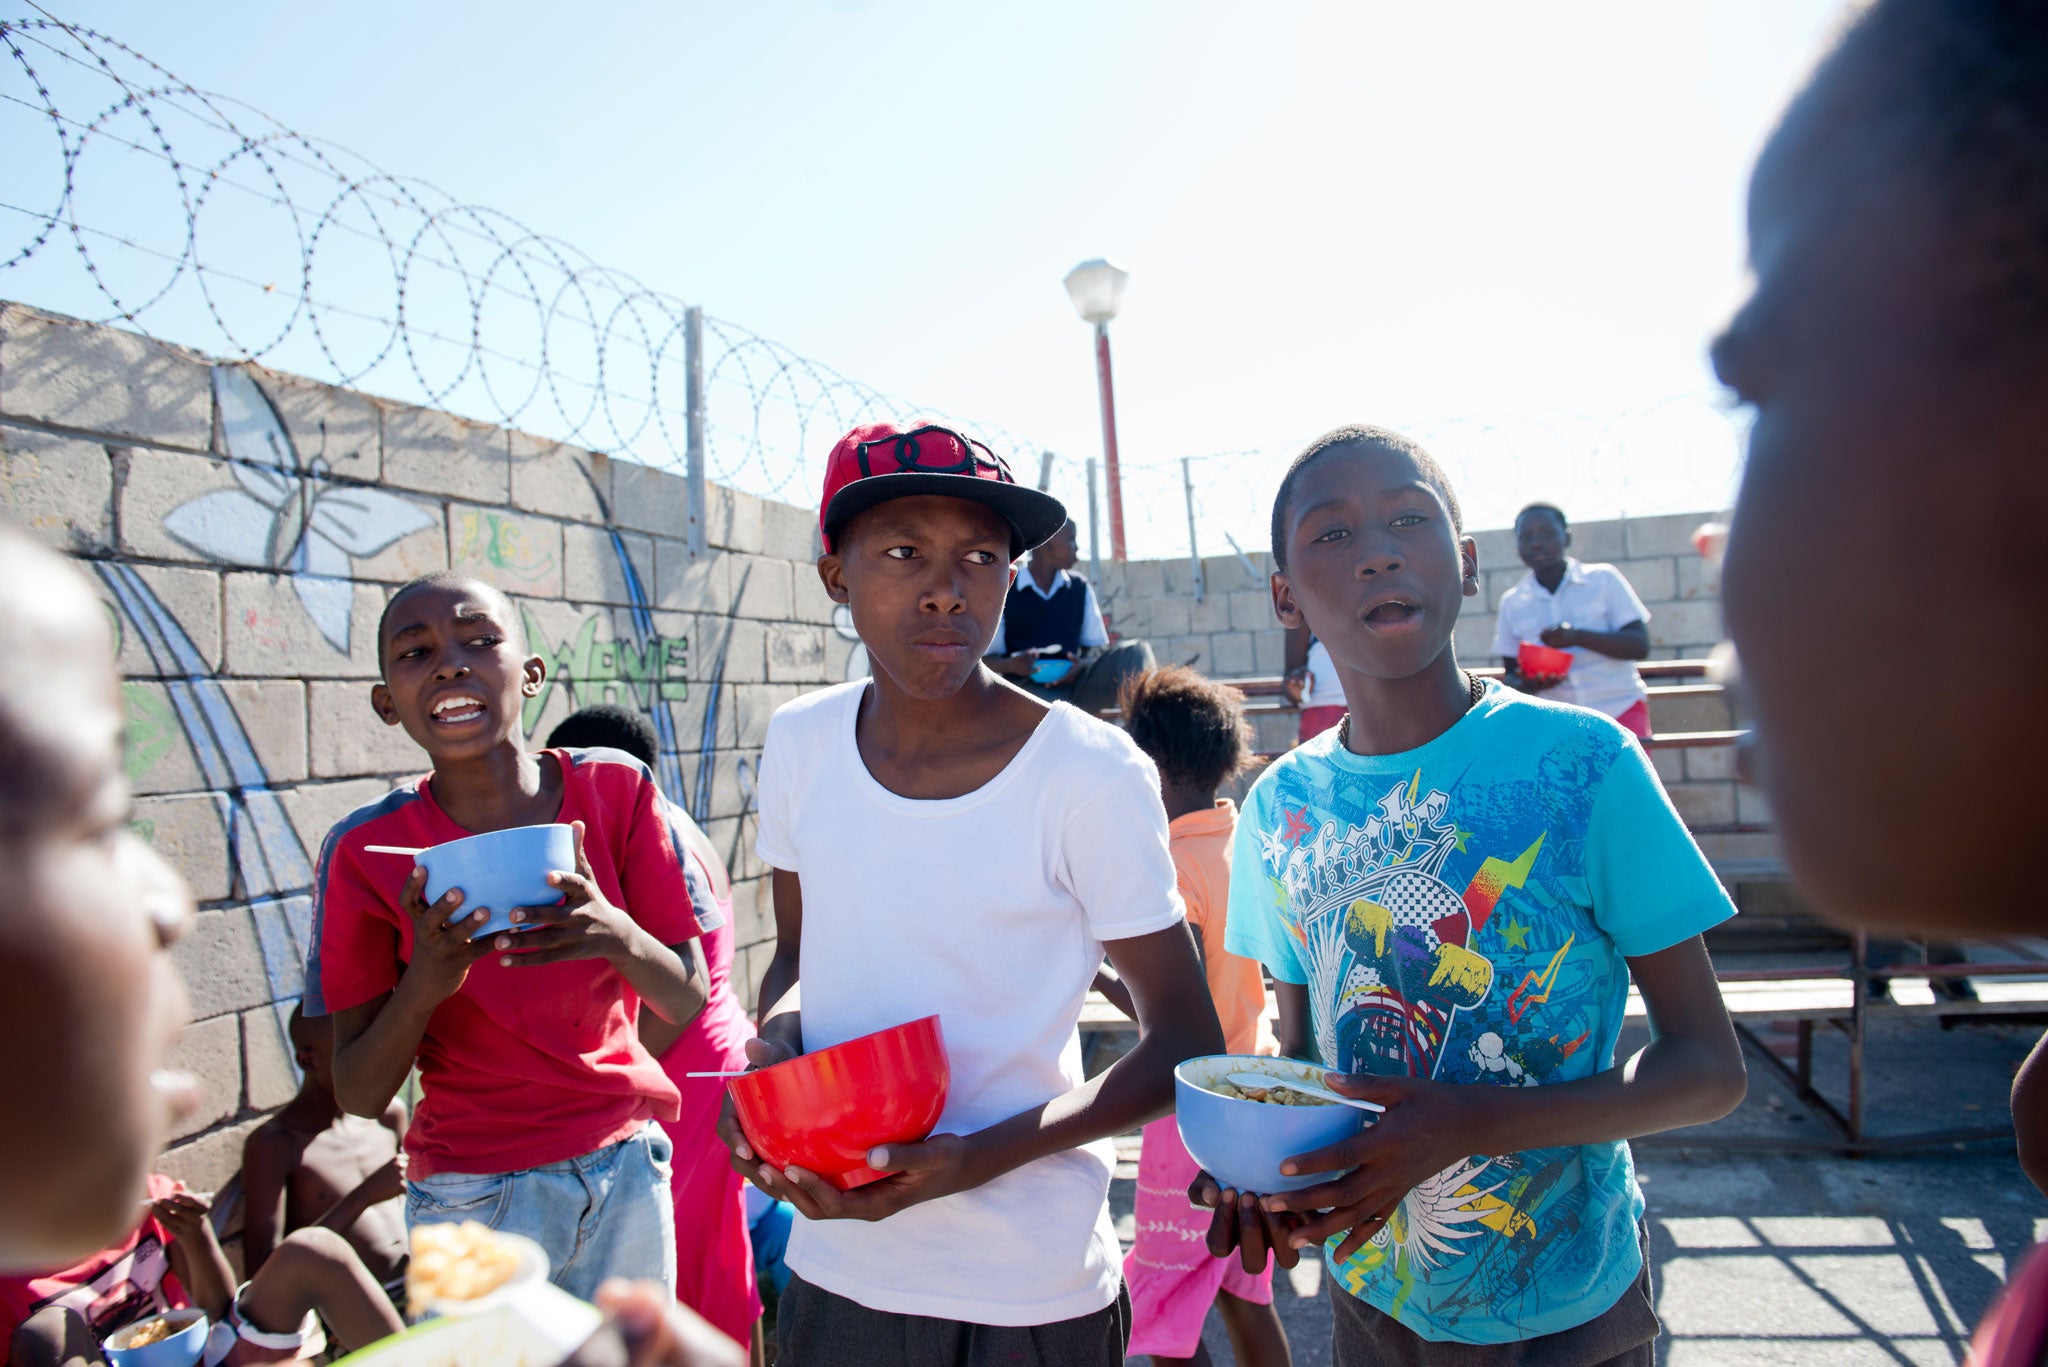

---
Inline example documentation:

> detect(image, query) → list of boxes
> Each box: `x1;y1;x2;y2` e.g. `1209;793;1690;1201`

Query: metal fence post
1037;450;1055;492
684;306;707;557
1183;457;1205;604
1086;457;1102;584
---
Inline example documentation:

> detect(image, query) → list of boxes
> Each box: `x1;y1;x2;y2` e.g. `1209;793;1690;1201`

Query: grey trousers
1021;639;1158;717
776;1273;1133;1367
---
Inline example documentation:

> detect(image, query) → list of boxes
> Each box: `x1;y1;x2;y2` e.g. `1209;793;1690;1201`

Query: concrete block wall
1459;515;1729;666
1096;515;1725;677
0;302;839;1193
1092;510;1726;755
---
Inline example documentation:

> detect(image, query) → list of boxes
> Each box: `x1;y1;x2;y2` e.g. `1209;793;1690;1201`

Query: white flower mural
164;367;433;652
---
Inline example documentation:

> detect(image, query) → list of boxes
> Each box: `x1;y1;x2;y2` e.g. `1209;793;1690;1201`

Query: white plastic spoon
365;845;426;857
682;1071;749;1078
1226;1071;1384;1114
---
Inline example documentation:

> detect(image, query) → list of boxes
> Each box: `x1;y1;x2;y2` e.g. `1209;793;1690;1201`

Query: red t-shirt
308;749;708;1179
0;1175;189;1363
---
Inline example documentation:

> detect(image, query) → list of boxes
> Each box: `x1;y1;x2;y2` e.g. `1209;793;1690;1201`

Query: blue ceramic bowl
104;1308;208;1367
1030;658;1075;685
1175;1054;1370;1195
416;823;575;942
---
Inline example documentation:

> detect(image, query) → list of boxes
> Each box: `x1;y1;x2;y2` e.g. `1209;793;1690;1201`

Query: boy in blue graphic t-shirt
1203;426;1747;1362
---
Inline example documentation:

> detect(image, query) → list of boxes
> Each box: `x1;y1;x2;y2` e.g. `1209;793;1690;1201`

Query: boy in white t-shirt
718;422;1223;1367
1492;503;1655;737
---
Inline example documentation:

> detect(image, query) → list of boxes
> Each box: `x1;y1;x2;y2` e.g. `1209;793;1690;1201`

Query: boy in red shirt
306;573;711;1300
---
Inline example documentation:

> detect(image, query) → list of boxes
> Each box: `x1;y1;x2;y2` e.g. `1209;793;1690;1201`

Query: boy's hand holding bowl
404;820;653;977
718;1016;964;1222
398;865;495;1003
1516;640;1576;691
1190;1068;1490;1267
494;821;656;971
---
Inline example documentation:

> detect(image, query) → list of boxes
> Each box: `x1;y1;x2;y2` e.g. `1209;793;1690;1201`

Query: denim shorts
406;1121;676;1302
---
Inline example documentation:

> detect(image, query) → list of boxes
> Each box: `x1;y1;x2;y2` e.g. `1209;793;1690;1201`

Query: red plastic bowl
1518;641;1575;678
728;1016;949;1191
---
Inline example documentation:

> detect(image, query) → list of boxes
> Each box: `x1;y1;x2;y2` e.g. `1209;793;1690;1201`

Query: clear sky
7;2;1850;547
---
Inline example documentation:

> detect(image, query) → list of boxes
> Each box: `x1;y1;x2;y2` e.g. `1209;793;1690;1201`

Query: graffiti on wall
452;509;558;589
70;362;764;1051
522;610;691;734
164;368;434;653
99;553;317;1036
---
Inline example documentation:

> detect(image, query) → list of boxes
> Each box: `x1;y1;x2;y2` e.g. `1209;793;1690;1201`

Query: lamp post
1063;257;1130;561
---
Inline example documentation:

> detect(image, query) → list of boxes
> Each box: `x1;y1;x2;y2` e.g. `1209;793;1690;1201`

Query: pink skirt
1123;1115;1274;1358
659;1000;760;1348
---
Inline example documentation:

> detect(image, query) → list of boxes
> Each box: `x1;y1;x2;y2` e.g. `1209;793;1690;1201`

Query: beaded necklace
1335;670;1487;751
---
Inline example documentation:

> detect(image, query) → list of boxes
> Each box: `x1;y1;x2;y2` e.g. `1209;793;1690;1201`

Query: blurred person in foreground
1712;1;2048;1359
0;520;200;1271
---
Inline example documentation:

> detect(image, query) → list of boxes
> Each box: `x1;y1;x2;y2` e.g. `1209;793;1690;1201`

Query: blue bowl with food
415;823;575;942
1175;1054;1370;1195
1029;658;1075;685
103;1308;209;1367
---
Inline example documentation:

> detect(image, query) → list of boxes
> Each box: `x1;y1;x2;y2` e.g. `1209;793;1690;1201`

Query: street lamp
1063;257;1130;561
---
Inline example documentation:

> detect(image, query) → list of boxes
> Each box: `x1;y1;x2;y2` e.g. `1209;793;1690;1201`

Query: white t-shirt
753;680;1186;1325
1490;559;1651;719
1300;637;1338;710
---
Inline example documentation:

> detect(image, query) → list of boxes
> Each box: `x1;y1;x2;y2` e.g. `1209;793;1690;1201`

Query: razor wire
1;13;1747;566
0;14;1045;508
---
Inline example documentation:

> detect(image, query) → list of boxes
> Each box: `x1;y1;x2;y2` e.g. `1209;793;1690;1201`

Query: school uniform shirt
307;748;711;1179
986;566;1109;656
0;1175;187;1358
753;681;1185;1326
1300;637;1338;710
1490;558;1651;719
1225;682;1733;1345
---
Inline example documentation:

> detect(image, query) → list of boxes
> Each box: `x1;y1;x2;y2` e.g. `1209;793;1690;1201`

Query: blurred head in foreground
1717;0;2048;934
0;520;197;1270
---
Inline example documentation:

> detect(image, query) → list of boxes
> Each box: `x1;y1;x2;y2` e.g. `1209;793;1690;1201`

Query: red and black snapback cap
818;422;1068;558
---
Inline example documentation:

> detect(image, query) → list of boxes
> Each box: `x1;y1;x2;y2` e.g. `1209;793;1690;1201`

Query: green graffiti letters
522;608;690;734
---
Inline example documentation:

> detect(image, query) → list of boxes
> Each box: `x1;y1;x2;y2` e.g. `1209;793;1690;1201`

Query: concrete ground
1107;1017;2047;1365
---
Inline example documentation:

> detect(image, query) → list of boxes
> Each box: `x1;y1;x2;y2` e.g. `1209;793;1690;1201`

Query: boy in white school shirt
1493;502;1656;737
717;422;1222;1367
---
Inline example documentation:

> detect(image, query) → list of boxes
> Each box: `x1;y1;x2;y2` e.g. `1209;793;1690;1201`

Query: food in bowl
103;1308;208;1367
407;1222;523;1307
1205;1079;1334;1106
123;1318;177;1348
1175;1054;1369;1194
